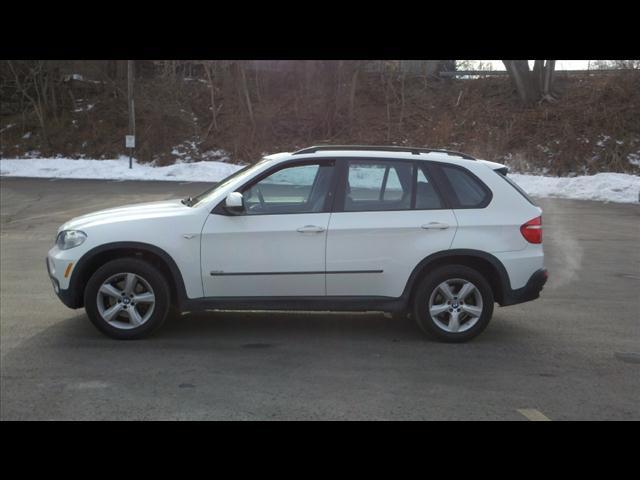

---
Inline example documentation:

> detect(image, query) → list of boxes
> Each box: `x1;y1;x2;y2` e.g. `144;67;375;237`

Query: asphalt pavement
1;176;638;420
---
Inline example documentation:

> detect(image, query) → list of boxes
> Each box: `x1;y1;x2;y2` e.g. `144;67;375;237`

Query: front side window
190;158;270;208
241;163;333;215
344;161;413;211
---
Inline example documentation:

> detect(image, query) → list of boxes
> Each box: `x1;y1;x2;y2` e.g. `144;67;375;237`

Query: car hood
59;199;189;232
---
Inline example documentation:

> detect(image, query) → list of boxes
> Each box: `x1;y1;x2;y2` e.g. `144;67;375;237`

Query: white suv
47;146;547;342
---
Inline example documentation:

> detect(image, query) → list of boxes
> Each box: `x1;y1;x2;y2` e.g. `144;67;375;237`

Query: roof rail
291;145;477;160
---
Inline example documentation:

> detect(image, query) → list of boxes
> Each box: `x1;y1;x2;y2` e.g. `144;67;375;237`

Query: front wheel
84;258;171;339
413;265;494;342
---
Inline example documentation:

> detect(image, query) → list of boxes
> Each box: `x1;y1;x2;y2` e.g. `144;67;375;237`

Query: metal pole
127;60;135;169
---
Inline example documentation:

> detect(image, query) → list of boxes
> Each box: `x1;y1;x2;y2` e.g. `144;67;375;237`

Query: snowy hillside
1;157;639;204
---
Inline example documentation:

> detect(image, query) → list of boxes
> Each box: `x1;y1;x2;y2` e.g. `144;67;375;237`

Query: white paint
202;213;331;296
517;408;551;421
325;209;457;296
46;149;546;302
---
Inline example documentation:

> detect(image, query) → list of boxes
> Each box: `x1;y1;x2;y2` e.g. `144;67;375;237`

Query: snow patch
0;157;243;183
0;158;638;203
628;153;640;167
510;173;640;204
168;141;229;163
0;123;16;134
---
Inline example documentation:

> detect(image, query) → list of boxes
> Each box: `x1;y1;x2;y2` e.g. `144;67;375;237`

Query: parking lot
1;176;639;420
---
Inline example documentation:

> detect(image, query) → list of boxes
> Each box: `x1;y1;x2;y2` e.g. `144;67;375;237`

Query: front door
201;160;336;297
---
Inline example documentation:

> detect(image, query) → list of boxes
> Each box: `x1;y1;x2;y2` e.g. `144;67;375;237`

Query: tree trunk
503;60;557;105
348;62;360;127
503;60;535;104
203;61;219;138
7;61;49;146
399;68;407;127
322;61;339;138
239;62;255;127
542;60;556;100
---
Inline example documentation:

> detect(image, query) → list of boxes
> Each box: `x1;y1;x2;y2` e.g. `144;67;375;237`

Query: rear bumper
501;268;548;306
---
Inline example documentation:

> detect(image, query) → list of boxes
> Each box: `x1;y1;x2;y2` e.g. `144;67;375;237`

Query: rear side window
336;159;446;212
344;161;413;211
416;166;443;209
440;165;490;208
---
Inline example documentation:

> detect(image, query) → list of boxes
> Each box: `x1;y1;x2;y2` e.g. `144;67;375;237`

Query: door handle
297;225;326;233
421;222;450;230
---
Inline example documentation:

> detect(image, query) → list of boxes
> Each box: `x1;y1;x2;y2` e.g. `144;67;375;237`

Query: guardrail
439;69;638;77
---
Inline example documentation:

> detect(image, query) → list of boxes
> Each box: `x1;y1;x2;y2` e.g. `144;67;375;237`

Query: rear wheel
413;265;494;342
84;258;170;339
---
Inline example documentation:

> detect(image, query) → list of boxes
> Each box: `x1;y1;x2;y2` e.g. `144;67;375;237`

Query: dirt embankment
1;71;639;175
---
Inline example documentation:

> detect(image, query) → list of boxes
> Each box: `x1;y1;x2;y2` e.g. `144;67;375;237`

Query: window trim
212;159;337;216
429;162;493;209
211;157;490;216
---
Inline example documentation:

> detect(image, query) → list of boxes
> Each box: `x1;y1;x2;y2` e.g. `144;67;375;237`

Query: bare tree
7;61;50;144
201;61;220;138
233;61;255;128
348;61;362;127
591;60;640;70
503;60;557;104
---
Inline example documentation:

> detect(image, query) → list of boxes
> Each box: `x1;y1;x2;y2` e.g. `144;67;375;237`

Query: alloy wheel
428;278;484;333
96;272;156;329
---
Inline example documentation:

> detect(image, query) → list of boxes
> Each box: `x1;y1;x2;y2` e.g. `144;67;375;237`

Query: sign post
127;60;135;169
126;135;135;168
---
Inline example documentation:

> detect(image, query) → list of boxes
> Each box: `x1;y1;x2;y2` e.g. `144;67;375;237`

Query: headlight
56;230;87;250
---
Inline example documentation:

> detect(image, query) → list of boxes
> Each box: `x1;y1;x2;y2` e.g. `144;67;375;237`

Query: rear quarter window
439;165;491;208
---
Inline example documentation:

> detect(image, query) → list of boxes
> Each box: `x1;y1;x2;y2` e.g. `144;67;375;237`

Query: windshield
187;159;271;208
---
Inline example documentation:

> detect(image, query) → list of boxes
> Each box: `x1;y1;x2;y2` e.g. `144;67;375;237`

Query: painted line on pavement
517;409;551;421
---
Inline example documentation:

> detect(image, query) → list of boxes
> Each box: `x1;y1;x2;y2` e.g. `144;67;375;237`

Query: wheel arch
402;249;511;307
67;242;188;309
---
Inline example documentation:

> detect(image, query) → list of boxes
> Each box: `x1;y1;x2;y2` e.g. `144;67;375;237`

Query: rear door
325;159;457;298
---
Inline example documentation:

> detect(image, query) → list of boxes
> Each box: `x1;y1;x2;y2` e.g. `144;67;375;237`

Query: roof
262;149;509;177
292;145;476;160
263;145;479;165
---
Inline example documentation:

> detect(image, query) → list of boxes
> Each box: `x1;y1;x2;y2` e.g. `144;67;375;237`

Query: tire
84;258;171;339
413;264;494;343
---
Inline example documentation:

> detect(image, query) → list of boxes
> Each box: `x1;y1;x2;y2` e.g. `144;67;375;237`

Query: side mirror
225;192;244;214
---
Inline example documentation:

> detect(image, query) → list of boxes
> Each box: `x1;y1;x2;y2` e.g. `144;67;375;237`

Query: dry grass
2;71;639;175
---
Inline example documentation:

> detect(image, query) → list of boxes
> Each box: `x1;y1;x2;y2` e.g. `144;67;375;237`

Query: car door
325;159;457;298
201;159;336;297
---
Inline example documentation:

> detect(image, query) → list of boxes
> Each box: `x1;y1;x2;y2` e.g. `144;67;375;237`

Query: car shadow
1;309;552;420
8;307;534;351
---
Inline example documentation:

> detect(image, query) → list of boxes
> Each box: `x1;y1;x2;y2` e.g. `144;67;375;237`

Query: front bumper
501;268;548;306
46;249;82;309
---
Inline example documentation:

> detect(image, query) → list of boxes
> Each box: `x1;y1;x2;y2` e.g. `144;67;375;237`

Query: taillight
520;216;542;244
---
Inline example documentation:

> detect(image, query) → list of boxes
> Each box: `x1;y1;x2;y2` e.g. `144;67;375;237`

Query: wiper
181;196;193;207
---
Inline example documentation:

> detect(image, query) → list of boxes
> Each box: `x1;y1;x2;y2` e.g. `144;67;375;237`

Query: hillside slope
1;70;639;175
